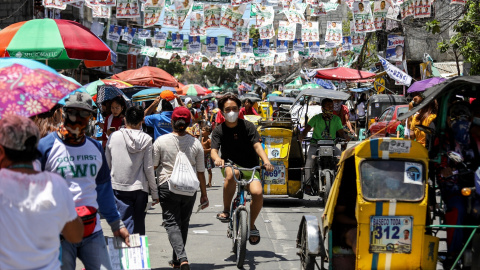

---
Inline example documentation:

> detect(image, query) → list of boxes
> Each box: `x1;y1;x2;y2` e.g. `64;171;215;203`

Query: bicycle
224;162;264;269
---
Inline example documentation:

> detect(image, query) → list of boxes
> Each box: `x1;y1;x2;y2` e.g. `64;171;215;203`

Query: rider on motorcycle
298;98;351;188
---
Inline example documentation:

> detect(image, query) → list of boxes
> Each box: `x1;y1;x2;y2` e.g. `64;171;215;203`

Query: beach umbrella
299;83;321;90
84;79;133;96
179;84;207;96
112;66;179;88
0;19;116;69
407;77;446;93
0;58;80;119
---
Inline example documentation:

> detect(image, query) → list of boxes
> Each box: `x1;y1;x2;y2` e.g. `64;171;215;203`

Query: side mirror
374;117;379;122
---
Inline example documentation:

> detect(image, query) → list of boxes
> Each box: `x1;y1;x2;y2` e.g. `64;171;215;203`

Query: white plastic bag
168;150;199;196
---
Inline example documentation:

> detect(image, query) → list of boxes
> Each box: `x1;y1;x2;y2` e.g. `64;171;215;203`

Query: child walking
397;114;406;138
201;125;214;187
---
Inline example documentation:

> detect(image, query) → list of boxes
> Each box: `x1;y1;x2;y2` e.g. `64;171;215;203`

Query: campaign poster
301;21;320;42
153;31;166;47
353;1;375;32
257;39;270;55
68;0;84;8
92;6;111;18
386;35;404;62
163;8;178;27
255;5;274;28
279;0;293;10
204;5;221;29
342;36;353;51
207;37;218;53
175;0;193;30
187;36;201;53
107;25;122;42
122;26;137;43
351;21;365;53
373;1;389;30
241;39;254;53
138;29;151;39
414;0;431;18
277;21;295;41
310;4;326;16
325;21;342;44
277;40;288;53
263;56;274;66
309;42;320;54
190;12;206;36
233;18;249;43
201;62;209;70
323;2;339;12
143;6;162;28
225;58;236;69
223;38;236;54
172;33;184;49
284;9;305;24
232;0;253;7
116;0;140;18
96;0;115;6
306;0;319;7
293;38;304;51
43;0;67;9
220;5;246;31
259;24;275;39
239;56;250;69
400;0;414;20
369;216;413;253
451;0;466;5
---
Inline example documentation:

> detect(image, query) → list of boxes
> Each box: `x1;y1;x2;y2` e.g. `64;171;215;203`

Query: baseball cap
0;115;40;151
64;92;96;113
160;90;175;101
171;107;191;123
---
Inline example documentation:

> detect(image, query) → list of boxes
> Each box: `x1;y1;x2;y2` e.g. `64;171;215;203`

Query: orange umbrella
112;66;179;87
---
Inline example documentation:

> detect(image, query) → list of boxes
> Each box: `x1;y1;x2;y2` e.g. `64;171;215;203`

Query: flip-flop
249;226;261;245
216;211;231;223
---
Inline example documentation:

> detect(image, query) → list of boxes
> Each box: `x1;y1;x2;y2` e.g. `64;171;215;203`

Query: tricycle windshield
360;160;425;201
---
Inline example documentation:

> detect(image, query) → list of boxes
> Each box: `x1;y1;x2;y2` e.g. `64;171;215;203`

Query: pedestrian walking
153;107;209;270
201;124;214;187
102;96;127;148
0;115;84;270
37;92;130;270
144;91;184;140
106;106;159;235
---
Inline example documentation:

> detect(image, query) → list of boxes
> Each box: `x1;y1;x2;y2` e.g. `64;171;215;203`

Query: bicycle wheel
299;221;316;270
236;210;248;269
322;170;332;205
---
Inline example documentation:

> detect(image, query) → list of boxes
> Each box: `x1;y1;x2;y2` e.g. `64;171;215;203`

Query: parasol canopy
407;77;446;93
84;79;133;96
112;66;179;88
179;84;207;96
0;19;115;69
314;67;376;82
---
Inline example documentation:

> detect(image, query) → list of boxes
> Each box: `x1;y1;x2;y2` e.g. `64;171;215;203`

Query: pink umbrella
407;77;446;93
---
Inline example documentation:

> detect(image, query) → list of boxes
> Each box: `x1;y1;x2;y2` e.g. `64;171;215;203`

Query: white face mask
473;117;480;126
225;111;239;123
333;102;342;112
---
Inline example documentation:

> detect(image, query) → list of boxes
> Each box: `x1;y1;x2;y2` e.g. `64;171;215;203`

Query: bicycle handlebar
224;160;264;185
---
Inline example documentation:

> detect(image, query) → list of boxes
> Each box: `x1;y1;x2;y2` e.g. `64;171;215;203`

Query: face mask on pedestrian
58;109;91;144
451;118;471;145
473;117;480;126
333;101;342;112
224;111;239;123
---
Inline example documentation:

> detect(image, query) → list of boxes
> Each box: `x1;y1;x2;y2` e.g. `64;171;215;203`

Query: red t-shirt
102;114;124;148
238;107;259;119
333;105;349;126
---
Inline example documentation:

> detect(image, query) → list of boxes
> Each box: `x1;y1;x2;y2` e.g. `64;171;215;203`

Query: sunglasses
65;109;92;118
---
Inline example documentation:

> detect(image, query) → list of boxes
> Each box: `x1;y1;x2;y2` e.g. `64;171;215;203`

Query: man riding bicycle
298;98;351;187
211;93;274;245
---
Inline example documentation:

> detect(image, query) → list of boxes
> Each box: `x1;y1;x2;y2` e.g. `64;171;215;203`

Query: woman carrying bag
153;107;209;270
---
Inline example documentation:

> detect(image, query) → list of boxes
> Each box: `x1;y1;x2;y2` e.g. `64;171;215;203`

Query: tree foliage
156;58;184;77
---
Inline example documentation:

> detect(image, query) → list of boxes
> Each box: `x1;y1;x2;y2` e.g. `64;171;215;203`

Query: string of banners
43;0;466;69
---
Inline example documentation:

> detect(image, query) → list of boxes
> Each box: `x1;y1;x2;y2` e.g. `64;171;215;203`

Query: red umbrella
111;66;179;87
314;67;376;81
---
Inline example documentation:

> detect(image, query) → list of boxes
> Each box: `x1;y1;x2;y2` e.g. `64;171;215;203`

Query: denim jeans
61;230;113;270
159;182;197;264
114;189;149;235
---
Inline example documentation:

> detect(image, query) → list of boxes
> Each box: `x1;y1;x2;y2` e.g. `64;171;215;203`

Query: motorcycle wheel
299;221;316;270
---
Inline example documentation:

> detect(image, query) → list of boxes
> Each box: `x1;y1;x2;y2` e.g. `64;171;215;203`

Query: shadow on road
263;197;323;209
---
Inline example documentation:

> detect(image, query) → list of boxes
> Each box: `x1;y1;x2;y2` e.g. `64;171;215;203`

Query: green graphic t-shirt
308;114;343;141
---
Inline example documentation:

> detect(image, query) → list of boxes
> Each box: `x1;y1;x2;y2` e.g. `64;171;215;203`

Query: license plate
369;216;412;253
263;165;285;185
388;140;411;153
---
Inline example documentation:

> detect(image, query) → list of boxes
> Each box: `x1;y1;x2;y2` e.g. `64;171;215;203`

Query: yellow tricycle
297;138;439;270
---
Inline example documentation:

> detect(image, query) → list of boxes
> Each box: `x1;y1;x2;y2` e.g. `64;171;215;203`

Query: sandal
180;262;190;270
249;226;261;245
216;211;231;223
168;260;180;268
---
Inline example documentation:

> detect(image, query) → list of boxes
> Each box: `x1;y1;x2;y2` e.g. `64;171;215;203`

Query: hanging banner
239;55;250;69
257;39;270;55
400;0;414;19
122;26;137;43
233;19;250;43
116;0;140;18
301;21;320;42
204;4;221;29
163;7;178;27
241;39;254;53
353;1;375;32
278;21;295;41
43;0;67;10
232;0;253;6
97;0;116;6
68;0;84;8
190;12;206;36
310;4;326;16
188;36;201;53
323;2;339;12
284;9;305;24
351;21;365;54
450;0;466;5
386;35;404;62
309;42;320;54
143;5;162;27
306;0;319;6
192;2;203;11
263;56;274;66
277;40;288;53
378;55;412;86
93;6;111;18
259;24;275;39
175;0;193;30
220;5;247;31
325;21;342;44
395;60;408;85
202;62;209;70
414;0;431;18
373;1;389;30
223;38;237;54
293;39;304;51
116;43;130;54
342;36;352;51
138;29;151;39
225;58;236;69
255;5;274;28
206;37;218;53
107;25;122;42
172;33;184;49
